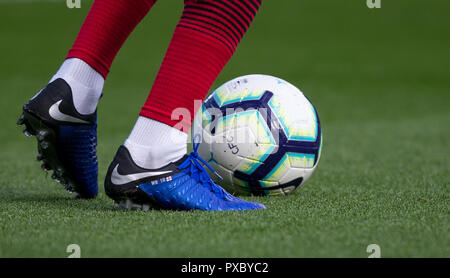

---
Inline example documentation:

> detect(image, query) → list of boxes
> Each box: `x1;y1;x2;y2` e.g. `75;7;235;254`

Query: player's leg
18;0;158;198
105;0;265;211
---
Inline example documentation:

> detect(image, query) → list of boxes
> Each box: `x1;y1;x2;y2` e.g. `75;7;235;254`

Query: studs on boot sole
19;112;83;199
36;130;49;141
23;128;32;137
65;182;75;193
41;162;51;172
39;141;49;150
55;167;64;178
51;173;59;182
17;114;25;125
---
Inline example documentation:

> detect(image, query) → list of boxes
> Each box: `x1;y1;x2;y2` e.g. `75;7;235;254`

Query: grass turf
0;0;449;257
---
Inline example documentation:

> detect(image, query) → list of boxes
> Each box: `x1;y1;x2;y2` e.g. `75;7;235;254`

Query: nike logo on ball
110;165;172;185
49;100;90;124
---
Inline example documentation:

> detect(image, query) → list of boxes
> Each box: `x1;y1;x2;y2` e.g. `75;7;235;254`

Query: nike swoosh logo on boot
111;165;172;185
49;100;90;124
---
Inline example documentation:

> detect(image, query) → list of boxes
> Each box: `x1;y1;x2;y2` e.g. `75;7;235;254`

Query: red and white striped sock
128;0;263;169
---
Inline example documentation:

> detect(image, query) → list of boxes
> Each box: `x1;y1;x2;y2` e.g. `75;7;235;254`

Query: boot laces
178;134;229;199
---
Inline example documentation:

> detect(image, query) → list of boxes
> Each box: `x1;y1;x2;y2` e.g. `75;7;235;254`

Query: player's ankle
124;116;188;169
50;58;104;115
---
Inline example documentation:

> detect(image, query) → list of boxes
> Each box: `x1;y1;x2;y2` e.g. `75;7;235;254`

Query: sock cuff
66;50;109;79
125;117;188;169
127;116;188;147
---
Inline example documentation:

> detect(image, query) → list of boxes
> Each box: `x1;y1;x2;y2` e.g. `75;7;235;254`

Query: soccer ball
192;74;322;196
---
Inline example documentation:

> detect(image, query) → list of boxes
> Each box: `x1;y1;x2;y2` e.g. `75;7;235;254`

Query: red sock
140;0;263;132
67;0;157;79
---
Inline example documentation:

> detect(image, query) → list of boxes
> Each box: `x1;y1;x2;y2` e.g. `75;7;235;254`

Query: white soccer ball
192;74;322;196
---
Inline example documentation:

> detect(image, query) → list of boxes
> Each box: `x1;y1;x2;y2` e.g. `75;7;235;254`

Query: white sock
50;58;104;115
124;117;188;169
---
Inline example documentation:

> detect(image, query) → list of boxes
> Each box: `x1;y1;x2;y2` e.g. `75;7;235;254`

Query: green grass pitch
0;0;448;257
